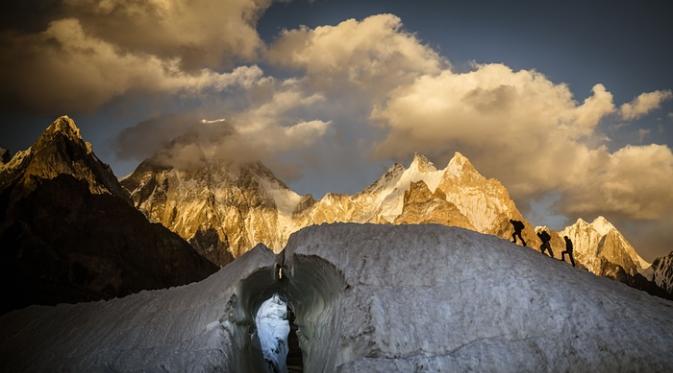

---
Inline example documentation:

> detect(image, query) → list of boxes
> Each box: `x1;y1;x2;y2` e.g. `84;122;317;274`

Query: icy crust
284;224;673;372
0;245;277;373
2;224;673;372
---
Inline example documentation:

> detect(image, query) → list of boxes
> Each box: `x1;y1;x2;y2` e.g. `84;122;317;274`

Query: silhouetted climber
510;219;526;246
561;236;576;267
537;230;554;258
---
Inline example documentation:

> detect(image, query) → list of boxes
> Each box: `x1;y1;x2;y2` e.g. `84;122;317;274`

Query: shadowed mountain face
0;116;217;313
646;251;673;295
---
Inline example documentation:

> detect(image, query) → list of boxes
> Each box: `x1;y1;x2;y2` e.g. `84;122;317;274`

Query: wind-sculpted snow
284;224;673;372
1;224;673;372
0;245;277;372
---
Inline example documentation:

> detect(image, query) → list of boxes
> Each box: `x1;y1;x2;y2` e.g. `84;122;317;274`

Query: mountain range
123;150;537;261
2;116;672;310
121;121;672;299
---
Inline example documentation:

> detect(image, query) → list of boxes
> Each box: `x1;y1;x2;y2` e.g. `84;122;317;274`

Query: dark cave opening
286;305;304;373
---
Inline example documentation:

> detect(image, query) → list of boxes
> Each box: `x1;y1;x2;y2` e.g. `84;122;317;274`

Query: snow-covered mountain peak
574;217;590;226
562;215;651;273
591;216;616;236
0;116;126;199
409;152;437;172
41;115;82;142
360;162;405;195
400;154;444;191
445;151;481;179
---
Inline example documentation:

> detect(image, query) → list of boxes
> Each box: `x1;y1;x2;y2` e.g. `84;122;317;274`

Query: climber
537;230;554;258
561;236;576;267
510;219;527;246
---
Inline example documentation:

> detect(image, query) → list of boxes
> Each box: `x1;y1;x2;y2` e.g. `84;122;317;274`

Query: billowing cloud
115;79;330;176
619;90;673;120
0;19;264;112
0;0;271;112
267;15;673;229
63;0;271;69
371;62;673;221
267;14;444;93
563;144;673;219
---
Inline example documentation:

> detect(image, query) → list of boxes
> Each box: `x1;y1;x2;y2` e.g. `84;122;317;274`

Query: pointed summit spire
409;152;437;172
447;151;472;168
591;216;616;236
34;116;86;154
574;217;589;226
446;151;480;178
43;115;81;140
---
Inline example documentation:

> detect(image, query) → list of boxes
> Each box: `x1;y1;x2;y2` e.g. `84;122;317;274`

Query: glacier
1;223;673;372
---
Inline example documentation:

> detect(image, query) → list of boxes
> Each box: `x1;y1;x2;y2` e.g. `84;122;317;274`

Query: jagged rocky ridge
1;224;672;372
124;151;537;264
646;251;673;294
0;116;217;313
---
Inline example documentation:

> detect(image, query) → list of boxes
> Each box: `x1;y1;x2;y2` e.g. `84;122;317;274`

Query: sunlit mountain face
1;2;673;371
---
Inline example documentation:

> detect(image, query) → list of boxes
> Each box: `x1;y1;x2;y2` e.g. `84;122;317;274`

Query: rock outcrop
1;224;672;372
394;180;473;228
645;250;673;295
0;116;218;313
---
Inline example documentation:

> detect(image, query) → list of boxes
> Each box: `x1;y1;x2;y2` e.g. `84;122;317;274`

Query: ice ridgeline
2;224;673;372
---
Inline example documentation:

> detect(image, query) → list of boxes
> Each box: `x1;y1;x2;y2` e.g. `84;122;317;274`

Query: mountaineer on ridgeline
509;219;527;247
537;229;554;258
562;236;576;267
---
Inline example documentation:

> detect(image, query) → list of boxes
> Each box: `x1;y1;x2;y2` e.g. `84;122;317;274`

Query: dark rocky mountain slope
0;116;217;313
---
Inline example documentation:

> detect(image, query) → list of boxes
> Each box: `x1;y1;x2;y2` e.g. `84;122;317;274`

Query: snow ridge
2;224;672;372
